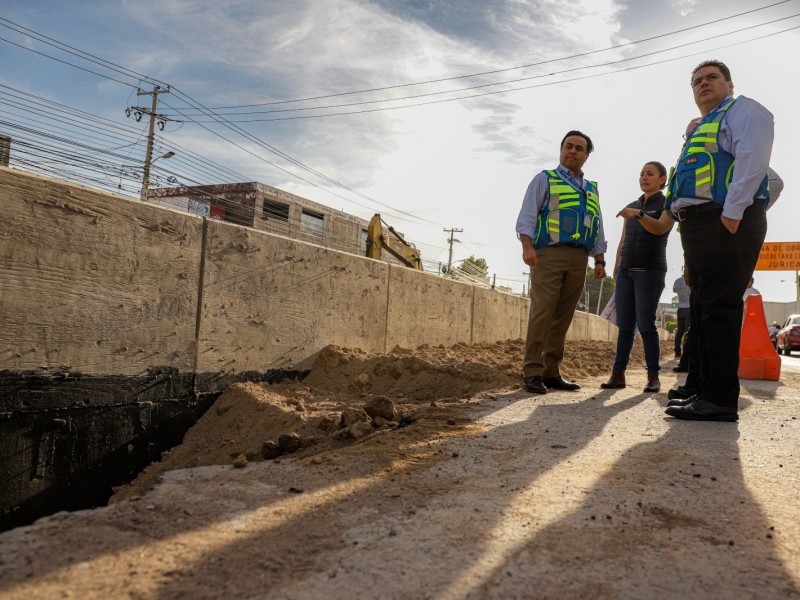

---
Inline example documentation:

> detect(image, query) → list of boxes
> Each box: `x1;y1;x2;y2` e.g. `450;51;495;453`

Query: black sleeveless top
618;191;669;271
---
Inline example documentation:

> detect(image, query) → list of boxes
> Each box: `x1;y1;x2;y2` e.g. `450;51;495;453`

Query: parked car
776;314;800;355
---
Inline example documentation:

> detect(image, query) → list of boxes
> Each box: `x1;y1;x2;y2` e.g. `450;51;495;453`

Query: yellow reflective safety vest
533;169;600;252
666;96;769;209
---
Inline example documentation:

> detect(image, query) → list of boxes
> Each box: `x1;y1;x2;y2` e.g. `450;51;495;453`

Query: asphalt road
779;350;800;373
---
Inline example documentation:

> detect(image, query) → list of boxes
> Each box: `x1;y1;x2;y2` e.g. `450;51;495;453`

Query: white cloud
671;0;698;18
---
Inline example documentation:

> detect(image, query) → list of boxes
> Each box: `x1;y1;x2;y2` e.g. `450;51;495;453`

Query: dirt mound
303;341;524;401
112;338;655;501
305;338;642;398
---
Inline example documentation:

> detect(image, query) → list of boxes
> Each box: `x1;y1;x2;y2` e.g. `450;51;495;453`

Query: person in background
673;267;692;360
767;167;784;210
769;321;780;350
516;130;607;394
742;277;760;300
601;161;671;393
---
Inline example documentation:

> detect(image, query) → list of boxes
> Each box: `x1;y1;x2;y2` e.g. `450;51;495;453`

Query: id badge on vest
583;212;592;229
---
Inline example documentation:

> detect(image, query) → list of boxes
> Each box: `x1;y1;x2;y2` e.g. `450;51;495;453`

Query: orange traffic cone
739;294;781;381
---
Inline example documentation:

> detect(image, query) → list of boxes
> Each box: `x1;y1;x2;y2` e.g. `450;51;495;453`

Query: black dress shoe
666;386;698;402
542;376;581;391
524;376;548;394
665;397;738;422
671;365;688;373
666;393;697;407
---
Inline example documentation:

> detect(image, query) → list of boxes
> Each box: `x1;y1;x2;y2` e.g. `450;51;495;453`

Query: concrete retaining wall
0;168;616;528
0;168;619;381
0;170;202;376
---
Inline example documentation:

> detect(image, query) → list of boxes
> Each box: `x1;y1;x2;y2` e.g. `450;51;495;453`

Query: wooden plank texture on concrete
473;287;524;343
0;168;202;376
386;266;473;349
196;219;390;384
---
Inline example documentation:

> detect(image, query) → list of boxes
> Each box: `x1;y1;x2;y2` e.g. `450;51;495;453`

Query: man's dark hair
691;60;731;84
560;130;594;155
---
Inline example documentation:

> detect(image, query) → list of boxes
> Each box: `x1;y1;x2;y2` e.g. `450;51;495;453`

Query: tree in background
459;255;489;278
580;271;675;332
664;318;678;335
580;267;616;314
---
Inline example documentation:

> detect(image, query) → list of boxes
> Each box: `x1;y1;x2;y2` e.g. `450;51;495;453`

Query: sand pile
112;338;655;501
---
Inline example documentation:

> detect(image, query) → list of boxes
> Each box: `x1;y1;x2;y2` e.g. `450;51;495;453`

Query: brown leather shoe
600;371;626;389
644;372;661;393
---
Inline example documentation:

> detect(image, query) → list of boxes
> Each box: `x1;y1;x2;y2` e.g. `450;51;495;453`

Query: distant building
146;182;370;256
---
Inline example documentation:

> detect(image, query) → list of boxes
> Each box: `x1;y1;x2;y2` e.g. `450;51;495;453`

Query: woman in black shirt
601;161;672;392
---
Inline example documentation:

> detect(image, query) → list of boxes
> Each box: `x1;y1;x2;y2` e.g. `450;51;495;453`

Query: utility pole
0;135;10;167
584;273;590;311
134;85;171;201
444;227;463;273
596;277;605;314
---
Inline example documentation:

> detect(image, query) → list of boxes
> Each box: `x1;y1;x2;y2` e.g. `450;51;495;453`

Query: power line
0;35;139;89
171;18;800;123
2;6;794;234
158;0;794;111
0;92;431;253
0;17;168;88
160;91;440;228
145;11;800;227
0;20;438;227
0;21;445;227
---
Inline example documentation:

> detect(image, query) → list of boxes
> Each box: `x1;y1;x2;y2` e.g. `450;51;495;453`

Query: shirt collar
707;95;736;115
639;191;665;206
557;164;583;181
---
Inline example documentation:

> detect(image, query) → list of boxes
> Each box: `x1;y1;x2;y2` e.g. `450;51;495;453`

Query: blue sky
2;0;799;303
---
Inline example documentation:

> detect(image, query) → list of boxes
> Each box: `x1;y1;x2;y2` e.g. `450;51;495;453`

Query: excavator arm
365;214;423;271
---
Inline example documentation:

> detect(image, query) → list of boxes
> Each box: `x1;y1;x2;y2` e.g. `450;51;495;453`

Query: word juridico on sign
755;242;800;271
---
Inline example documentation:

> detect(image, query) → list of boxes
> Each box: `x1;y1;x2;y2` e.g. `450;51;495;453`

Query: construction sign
755;242;800;271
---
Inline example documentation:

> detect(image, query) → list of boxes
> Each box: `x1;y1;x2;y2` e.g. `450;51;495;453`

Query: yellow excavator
365;214;423;271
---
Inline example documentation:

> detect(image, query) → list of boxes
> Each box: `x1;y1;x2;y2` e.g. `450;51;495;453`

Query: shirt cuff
721;202;747;221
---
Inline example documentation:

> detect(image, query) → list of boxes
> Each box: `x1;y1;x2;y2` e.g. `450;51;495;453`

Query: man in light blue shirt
665;60;773;422
516;130;607;394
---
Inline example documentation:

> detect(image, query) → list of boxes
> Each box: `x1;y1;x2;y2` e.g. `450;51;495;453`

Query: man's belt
675;202;722;222
675;198;765;222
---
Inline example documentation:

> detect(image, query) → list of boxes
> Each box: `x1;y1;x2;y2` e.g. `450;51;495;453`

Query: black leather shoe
667;386;697;402
665;397;738;421
671;365;688;373
542;376;581;391
666;393;697;407
524;376;548;394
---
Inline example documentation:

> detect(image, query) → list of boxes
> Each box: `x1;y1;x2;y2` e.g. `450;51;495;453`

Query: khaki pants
523;245;588;378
